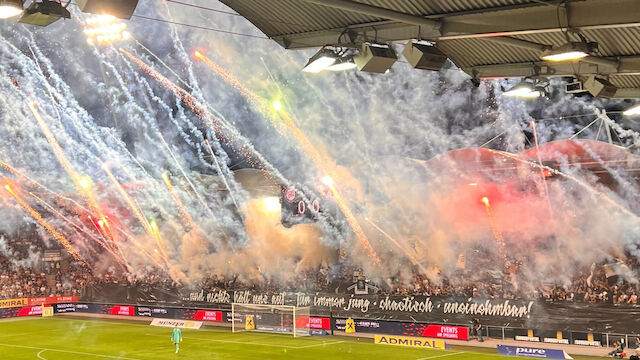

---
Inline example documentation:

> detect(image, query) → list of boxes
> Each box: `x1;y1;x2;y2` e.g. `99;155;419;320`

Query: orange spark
3;184;81;260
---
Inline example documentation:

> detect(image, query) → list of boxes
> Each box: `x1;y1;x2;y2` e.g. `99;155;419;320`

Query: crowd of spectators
3;232;640;306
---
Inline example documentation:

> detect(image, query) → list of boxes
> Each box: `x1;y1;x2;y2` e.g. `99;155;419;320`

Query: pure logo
516;348;546;355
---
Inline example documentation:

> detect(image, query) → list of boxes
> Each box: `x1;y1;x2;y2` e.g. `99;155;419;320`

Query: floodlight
503;81;546;98
327;56;357;71
354;43;397;73
583;76;617;98
0;0;23;19
541;42;590;62
75;0;139;20
302;48;337;73
402;41;447;71
623;104;640;116
18;0;70;27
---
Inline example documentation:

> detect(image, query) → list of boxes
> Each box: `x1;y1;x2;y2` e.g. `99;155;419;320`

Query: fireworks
3;183;81;260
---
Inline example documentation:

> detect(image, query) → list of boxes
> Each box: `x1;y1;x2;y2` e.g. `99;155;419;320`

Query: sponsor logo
54;303;76;313
110;306;134;316
374;335;447;349
150;319;203;329
193;310;222;322
497;345;572;359
18;306;43;317
543;338;569;344
516;336;541;342
0;298;28;309
574;340;601;347
28;296;78;306
423;325;469;340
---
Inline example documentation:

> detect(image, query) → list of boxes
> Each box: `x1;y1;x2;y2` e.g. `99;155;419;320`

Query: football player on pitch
171;325;182;354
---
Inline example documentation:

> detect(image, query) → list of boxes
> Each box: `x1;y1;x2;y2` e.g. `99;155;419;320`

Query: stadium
1;0;640;359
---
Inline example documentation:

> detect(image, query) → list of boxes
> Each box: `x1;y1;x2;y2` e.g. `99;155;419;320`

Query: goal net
231;303;311;337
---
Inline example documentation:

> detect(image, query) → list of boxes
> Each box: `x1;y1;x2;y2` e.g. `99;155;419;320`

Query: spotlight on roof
402;41;447;71
583;76;617;98
76;0;139;20
302;48;337;73
354;43;397;74
18;0;70;27
0;0;24;19
327;56;357;71
503;80;547;98
623;104;640;116
541;42;592;62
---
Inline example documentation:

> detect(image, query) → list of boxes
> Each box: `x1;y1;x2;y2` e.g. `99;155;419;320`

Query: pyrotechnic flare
193;53;379;262
322;176;380;263
481;196;507;263
530;121;554;216
28;103;117;250
365;218;426;273
3;183;81;260
162;172;197;231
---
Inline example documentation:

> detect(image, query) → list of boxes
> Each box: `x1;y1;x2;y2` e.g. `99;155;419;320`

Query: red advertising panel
18;306;43;317
193;310;223;322
422;325;469;340
110;305;135;316
295;316;331;330
29;296;78;306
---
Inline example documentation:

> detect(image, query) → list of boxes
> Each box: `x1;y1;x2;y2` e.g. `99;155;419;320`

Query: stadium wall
81;285;640;334
0;300;630;348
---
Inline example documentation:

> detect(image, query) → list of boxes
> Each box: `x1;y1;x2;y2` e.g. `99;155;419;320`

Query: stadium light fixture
0;0;23;19
503;80;547;98
624;104;640;116
541;42;590;62
327;56;357;71
302;48;337;73
18;0;70;26
84;14;131;45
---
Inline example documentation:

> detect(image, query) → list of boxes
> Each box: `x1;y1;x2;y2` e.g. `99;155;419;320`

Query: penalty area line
417;351;465;360
0;343;143;360
293;340;346;349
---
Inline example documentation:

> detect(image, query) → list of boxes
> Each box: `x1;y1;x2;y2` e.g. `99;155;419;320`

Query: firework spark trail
162;173;197;232
119;48;289;184
204;139;240;212
102;165;172;266
28;102;118;250
102;165;153;235
194;53;379;258
322;177;380;263
3;184;81;260
194;51;262;105
488;149;638;219
155;130;217;220
530;121;554;216
29;192;127;267
364;218;426;273
481;197;507;263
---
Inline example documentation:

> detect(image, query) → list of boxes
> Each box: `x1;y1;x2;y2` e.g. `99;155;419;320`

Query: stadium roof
220;0;640;98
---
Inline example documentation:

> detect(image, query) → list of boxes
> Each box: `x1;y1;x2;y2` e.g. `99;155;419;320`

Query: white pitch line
36;349;48;360
0;343;143;360
144;333;342;350
294;340;345;349
417;351;465;360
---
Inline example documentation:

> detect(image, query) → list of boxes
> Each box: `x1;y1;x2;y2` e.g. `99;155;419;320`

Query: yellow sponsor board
0;298;28;309
374;335;447;350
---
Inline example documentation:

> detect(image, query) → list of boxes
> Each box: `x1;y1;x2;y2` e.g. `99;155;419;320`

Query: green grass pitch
0;316;604;359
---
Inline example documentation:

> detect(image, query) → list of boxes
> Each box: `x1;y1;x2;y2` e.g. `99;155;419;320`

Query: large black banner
80;285;640;334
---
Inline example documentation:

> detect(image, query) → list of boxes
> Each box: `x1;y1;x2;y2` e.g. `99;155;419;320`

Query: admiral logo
0;298;28;309
374;335;447;349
